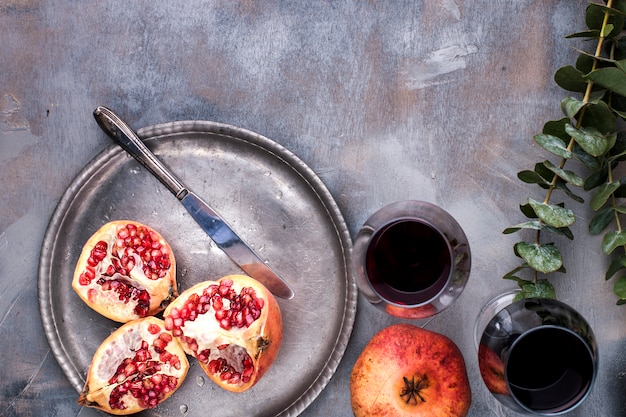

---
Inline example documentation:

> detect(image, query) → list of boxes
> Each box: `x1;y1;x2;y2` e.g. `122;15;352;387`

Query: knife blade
93;106;295;299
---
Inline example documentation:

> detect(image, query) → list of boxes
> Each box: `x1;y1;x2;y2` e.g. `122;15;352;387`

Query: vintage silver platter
39;120;357;416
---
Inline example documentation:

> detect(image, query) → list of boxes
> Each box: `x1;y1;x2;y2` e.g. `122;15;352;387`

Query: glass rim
476;292;598;416
473;288;520;350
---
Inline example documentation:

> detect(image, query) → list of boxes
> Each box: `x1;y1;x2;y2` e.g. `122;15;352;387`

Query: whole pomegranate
72;220;178;323
350;324;471;417
163;274;282;392
78;316;189;415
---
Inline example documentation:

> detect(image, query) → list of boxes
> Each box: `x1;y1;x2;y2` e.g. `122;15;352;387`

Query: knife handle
93;106;187;199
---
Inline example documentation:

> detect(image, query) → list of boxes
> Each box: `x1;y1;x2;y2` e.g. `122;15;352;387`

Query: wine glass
352;200;471;319
475;290;598;415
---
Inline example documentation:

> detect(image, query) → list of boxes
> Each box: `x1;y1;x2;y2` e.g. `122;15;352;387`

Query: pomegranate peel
72;220;178;323
78;316;189;415
350;324;471;417
385;303;438;319
163;274;283;393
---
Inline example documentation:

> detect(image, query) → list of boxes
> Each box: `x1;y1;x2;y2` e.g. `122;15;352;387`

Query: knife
93;106;295;299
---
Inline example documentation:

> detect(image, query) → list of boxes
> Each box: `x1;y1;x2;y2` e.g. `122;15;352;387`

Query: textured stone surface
2;1;624;416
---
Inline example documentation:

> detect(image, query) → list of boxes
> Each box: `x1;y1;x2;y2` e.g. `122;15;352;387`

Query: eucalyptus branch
504;0;626;302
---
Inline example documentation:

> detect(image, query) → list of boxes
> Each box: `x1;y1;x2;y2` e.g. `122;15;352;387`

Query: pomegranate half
163;274;283;392
78;316;189;415
72;220;178;323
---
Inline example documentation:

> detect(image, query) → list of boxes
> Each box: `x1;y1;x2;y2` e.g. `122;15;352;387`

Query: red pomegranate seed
152;338;167;353
79;273;91;286
197;349;211;363
164;316;174;330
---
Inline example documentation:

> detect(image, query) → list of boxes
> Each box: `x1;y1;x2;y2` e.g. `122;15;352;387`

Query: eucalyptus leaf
557;181;585;203
602;230;626;254
542;160;584;186
611;132;626;157
589;89;608;102
576;54;596;74
616;37;626;60
534;134;573;159
543;118;570;141
565;123;611;156
586;3;625;35
566;30;601;39
503;264;530;280
613;276;626;299
554;65;588;92
584;168;608;190
612;93;626;118
590;181;620;211
570;48;615;68
553;180;585;203
582;100;616;132
572;142;601;169
545;225;574;240
528;198;575;228
503;221;543;234
585;3;605;29
518;170;550;185
605;255;626;280
534;162;557;181
607;146;626;162
503;221;572;239
589;205;615;234
602;24;615;38
616;184;626;198
519;203;537;219
585;67;626;96
517;279;557;300
561;97;586;120
515;242;563;273
613;0;626;14
588;3;626;19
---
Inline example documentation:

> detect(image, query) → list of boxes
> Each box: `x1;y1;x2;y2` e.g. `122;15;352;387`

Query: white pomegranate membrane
79;317;189;414
107;328;181;410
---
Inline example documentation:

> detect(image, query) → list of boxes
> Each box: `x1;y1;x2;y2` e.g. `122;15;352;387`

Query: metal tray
38;120;357;416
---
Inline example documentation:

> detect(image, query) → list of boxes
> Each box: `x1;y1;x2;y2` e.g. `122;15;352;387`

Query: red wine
365;218;452;305
506;326;594;413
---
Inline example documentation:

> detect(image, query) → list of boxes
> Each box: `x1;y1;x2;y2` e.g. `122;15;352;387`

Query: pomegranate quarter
72;220;178;323
163;275;283;393
350;324;471;417
78;316;189;415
